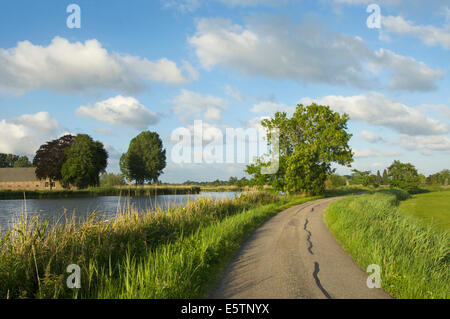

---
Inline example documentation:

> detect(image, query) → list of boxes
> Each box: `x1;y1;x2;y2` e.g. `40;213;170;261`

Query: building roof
0;168;39;182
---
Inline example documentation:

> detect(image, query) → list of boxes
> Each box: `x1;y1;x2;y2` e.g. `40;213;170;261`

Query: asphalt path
209;197;392;299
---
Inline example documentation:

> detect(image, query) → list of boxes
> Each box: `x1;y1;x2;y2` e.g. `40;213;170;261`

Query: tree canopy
387;160;420;192
120;131;166;185
60;134;108;189
33;135;74;189
246;103;353;195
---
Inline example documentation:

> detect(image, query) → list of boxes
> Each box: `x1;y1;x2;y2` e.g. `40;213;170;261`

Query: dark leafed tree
33;135;74;190
120;131;166;185
61;134;108;189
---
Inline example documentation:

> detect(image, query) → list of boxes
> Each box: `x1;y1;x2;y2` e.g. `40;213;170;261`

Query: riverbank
0;191;320;298
324;189;449;299
0;186;201;200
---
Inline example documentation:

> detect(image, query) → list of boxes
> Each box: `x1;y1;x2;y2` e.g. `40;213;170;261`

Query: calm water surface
0;192;240;232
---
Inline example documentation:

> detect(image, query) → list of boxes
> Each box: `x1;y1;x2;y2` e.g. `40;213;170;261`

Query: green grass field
399;190;450;231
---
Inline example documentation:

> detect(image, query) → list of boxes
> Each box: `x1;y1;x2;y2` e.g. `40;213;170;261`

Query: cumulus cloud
170;90;227;122
76;96;159;130
397;134;450;152
224;85;244;101
163;0;284;12
361;130;385;143
163;0;201;12
417;104;450;119
0;112;60;155
372;49;443;91
170;121;224;146
299;92;449;135
217;0;287;6
0;37;194;95
188;18;442;92
382;15;450;50
250;101;294;115
332;0;405;5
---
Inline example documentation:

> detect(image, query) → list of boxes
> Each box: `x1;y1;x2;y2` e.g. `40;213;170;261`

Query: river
0;192;240;232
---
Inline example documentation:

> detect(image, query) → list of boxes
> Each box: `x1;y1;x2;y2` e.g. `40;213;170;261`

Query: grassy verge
0;186;201;200
324;189;449;299
92;195;320;299
399;190;450;231
0;191;320;299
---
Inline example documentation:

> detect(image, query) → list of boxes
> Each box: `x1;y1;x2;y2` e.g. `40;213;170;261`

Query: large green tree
350;169;372;186
387;160;420;192
120;131;166;185
33;135;75;189
247;103;353;195
60;134;108;189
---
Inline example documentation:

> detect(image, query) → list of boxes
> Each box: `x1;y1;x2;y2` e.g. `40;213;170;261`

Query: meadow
398;189;450;231
324;189;449;299
0;191;320;299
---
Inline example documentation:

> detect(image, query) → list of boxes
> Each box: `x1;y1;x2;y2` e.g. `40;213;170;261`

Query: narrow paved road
210;197;391;299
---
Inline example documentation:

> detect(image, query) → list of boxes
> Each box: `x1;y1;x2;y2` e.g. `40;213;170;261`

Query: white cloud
353;149;399;158
163;0;284;12
382;15;450;50
299;92;449;135
372;49;443;91
417;104;450;119
244;116;271;131
189;18;442;91
0;112;60;155
163;0;201;12
217;0;286;6
170;121;224;146
250;101;294;115
397;134;450;152
332;0;404;5
170;89;227;122
224;85;244;101
0;37;192;95
361;130;384;143
76;96;159;130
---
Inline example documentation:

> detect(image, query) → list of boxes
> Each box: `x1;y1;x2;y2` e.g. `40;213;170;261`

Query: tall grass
324;189;449;299
93;196;320;299
0;191;318;299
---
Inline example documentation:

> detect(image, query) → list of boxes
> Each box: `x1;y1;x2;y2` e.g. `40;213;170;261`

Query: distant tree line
179;176;250;187
0;153;33;168
325;161;447;193
426;169;450;186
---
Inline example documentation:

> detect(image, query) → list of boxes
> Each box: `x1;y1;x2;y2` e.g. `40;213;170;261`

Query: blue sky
0;0;449;182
